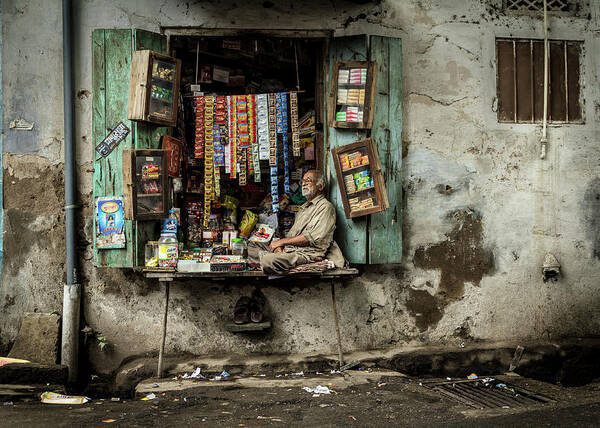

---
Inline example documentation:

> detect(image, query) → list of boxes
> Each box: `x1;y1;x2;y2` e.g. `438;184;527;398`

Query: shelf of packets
344;170;375;195
335;68;367;123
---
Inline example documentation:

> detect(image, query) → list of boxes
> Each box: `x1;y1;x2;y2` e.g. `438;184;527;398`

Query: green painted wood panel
326;36;369;264
93;29;135;267
132;29;168;266
93;29;168;267
368;36;403;264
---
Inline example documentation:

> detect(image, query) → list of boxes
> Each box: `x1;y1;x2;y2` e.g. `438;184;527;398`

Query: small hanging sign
96;196;126;249
95;122;130;158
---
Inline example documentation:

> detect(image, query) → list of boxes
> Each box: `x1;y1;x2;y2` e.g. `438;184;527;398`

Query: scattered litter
303;385;331;396
141;393;156;401
182;367;206;380
377;382;387;387
3;402;13;406
153;383;159;388
221;411;232;414
446;377;451;381
259;374;266;377
41;392;89;405
467;373;478;380
419;382;423;386
0;357;30;367
110;397;120;402
292;371;304;376
319;403;333;408
349;415;357;421
257;416;283;422
316;371;323;375
358;367;365;371
496;383;507;388
102;419;117;423
459;343;465;348
502;405;510;409
183;397;187;402
330;370;340;374
220;371;231;378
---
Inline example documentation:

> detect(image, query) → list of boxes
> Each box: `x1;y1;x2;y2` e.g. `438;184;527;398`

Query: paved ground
2;370;600;427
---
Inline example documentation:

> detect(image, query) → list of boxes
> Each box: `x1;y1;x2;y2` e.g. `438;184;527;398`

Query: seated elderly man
248;170;338;274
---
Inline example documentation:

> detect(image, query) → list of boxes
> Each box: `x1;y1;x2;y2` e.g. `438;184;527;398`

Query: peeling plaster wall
1;0;600;372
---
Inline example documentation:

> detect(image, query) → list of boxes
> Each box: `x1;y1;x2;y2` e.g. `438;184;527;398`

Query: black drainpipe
61;0;80;383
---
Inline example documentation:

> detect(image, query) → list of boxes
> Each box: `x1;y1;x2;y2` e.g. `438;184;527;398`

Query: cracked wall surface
2;0;600;373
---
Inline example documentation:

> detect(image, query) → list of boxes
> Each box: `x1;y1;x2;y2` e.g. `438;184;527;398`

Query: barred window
504;0;577;13
496;39;582;123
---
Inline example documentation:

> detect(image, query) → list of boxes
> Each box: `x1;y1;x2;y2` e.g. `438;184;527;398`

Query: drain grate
424;378;555;409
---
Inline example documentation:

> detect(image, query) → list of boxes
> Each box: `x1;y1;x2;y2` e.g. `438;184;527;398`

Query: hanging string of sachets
194;91;300;215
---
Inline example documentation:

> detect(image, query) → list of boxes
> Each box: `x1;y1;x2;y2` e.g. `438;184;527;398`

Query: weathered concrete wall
1;0;599;374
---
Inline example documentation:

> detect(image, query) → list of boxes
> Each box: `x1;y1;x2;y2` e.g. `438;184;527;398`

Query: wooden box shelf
331;138;389;219
123;149;170;220
328;61;377;129
128;50;182;127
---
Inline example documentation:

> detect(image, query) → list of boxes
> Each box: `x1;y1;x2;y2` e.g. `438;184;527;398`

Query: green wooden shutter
326;35;402;265
93;29;167;267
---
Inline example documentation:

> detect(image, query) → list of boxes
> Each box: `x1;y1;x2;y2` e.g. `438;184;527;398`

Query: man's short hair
307;169;326;190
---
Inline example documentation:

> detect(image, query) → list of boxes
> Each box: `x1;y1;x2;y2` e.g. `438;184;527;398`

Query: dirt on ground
2;370;600;427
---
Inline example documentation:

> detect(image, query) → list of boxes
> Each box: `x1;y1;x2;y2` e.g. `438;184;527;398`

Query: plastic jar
158;233;178;267
230;238;247;257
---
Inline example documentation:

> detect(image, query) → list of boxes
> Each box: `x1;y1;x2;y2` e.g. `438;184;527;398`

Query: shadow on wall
407;209;495;332
582;177;600;259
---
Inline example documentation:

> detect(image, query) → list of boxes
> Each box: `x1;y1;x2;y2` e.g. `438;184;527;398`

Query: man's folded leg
260;251;309;275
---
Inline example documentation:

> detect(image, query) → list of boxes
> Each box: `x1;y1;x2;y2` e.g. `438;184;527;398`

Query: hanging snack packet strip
203;96;215;227
268;93;279;213
247;94;261;182
236;96;247;185
194;96;205;159
276;92;291;195
290;91;300;157
214;96;226;167
225;96;232;174
256;94;270;161
246;95;254;178
229;96;237;178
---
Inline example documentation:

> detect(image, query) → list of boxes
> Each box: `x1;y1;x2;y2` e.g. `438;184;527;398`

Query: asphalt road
2;371;599;427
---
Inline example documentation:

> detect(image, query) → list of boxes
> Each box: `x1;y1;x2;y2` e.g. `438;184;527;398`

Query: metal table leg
330;279;344;370
157;277;172;378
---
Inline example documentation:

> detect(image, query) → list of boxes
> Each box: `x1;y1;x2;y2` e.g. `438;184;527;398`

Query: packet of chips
239;210;258;238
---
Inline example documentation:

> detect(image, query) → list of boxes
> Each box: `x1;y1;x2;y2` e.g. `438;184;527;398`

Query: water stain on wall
408;209;494;331
582;177;600;259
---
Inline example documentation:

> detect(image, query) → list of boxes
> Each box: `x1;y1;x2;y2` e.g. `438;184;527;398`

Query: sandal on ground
233;296;252;324
250;289;266;323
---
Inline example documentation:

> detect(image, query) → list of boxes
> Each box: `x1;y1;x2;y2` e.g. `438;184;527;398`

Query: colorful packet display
290;91;300;157
236;96;249;148
268;94;279;212
247;94;260;182
256;94;270;161
194;96;205;158
203;95;215;227
228;96;237;178
275;92;291;194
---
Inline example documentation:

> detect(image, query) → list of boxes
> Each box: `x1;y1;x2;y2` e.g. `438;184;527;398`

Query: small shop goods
330;61;377;129
331;138;389;219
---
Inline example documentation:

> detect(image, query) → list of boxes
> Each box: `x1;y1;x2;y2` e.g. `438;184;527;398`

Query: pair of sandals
234;289;266;324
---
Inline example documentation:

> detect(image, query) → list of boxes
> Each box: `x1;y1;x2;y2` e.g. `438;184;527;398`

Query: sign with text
95;122;130;157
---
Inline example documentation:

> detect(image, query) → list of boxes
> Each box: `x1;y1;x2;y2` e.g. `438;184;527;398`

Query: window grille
504;0;575;12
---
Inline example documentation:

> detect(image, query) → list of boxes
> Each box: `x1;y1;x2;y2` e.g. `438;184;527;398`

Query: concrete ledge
0;363;68;385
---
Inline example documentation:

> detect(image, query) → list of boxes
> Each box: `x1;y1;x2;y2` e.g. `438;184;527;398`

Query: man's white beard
302;187;317;200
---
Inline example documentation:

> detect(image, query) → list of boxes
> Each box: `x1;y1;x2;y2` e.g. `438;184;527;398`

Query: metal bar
510;385;555;403
441;385;494;408
452;383;513;408
157;279;171;377
564;40;569;122
513;39;517;123
530;40;534;123
330;280;344;370
486;387;529;407
433;387;482;408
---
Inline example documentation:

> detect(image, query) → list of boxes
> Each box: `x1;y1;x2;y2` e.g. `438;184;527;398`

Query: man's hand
269;238;286;252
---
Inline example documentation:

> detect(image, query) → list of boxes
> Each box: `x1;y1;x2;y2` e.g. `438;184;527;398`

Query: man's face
301;172;322;201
